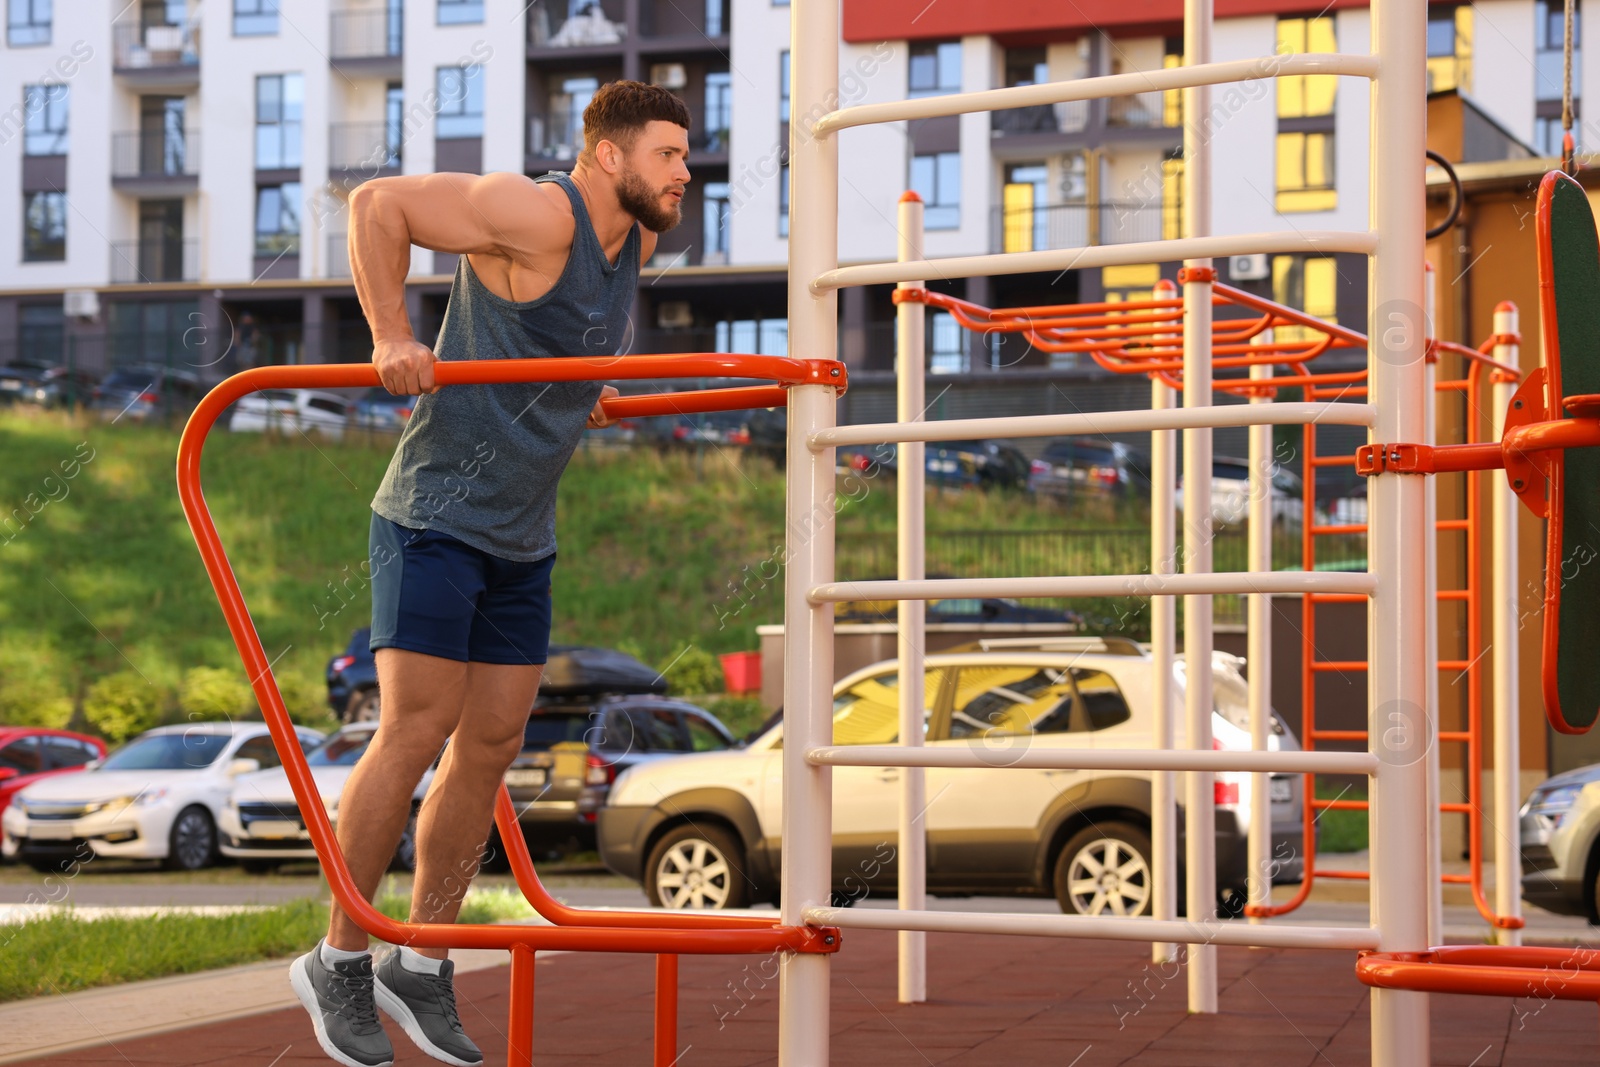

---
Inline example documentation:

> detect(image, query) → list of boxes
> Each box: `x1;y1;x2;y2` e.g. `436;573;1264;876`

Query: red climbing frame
176;353;846;1067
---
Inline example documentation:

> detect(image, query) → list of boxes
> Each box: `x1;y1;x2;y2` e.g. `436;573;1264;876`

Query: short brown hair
581;81;691;163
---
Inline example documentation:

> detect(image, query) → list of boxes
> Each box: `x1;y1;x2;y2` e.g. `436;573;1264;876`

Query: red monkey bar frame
176;354;846;1067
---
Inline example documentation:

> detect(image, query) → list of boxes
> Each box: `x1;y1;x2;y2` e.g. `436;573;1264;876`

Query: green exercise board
1536;171;1600;733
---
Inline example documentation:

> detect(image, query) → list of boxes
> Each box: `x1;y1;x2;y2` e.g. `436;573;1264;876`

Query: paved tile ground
8;931;1597;1066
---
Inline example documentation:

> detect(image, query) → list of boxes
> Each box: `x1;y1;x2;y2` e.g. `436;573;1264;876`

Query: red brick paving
10;932;1598;1066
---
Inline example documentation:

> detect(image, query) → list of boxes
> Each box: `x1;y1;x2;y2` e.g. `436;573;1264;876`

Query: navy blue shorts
368;514;555;665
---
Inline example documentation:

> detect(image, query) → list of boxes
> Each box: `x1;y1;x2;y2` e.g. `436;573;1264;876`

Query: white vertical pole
895;192;928;1002
1151;280;1179;966
778;0;838;1055
1422;265;1444;949
1246;360;1273;926
1181;0;1218;1015
1491;303;1523;947
1368;0;1432;1058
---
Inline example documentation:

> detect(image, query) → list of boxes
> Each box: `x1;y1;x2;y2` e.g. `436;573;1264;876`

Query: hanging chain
1564;0;1577;173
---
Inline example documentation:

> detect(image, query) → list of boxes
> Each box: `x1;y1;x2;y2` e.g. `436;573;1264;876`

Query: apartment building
0;0;1590;379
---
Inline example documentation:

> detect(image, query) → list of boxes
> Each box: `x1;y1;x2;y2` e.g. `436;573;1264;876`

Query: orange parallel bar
1311;524;1367;535
1439;731;1472;743
654;955;679;1067
508;945;535;1067
1433;379;1470;392
1311;661;1370;672
1438;589;1470;600
176;359;847;963
1310;455;1359;467
1315;870;1374;881
1357;946;1600;997
1308;592;1369;603
1437;518;1470;531
1439;659;1470;670
1310;730;1371;742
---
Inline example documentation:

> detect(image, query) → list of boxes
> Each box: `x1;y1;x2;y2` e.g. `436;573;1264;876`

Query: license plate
28;822;74;840
505;768;547;788
1270;778;1293;803
249;820;304;840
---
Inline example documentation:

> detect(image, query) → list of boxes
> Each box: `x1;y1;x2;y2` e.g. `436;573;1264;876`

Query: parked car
1029;437;1152;499
836;440;1032;491
0;728;106;859
1519;761;1600;921
219;722;434;874
90;365;203;423
0;363;99;408
229;388;355;439
639;410;759;447
0;364;50;406
598;641;1306;913
1177;456;1305;527
351;387;417;434
1;722;324;872
834;581;1084;629
502;694;737;855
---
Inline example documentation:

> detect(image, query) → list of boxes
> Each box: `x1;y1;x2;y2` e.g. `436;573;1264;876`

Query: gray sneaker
373;948;484;1066
289;941;395;1067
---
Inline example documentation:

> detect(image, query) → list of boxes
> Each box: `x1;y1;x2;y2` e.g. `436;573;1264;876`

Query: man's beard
616;166;683;233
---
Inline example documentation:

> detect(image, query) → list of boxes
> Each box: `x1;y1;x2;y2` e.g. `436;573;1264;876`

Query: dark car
0;364;51;406
639;410;758;447
501;694;737;856
91;365;203;423
1029;437;1152;499
351;387;418;434
837;440;1031;491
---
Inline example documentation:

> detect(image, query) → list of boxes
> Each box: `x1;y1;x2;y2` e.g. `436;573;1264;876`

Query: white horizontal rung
812;402;1375;450
805;746;1380;777
811;231;1377;292
801;907;1381;951
809;572;1376;604
814;54;1379;135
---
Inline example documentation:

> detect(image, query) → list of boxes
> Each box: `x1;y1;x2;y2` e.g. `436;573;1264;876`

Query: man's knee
451;724;524;770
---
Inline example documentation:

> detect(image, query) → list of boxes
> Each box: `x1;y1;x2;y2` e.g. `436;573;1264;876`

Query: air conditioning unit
1229;253;1270;281
63;289;100;319
657;301;693;329
650;63;687;89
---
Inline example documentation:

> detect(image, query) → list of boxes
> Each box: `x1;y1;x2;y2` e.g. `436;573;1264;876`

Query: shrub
178;666;252;722
0;644;73;729
84;671;164;743
705;694;768;740
660;644;722;696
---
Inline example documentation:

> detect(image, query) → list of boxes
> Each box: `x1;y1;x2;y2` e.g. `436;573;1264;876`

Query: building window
1276;16;1337;213
1426;6;1473;94
929;311;966;374
715;318;787;355
909;40;961;98
1000;162;1047;253
256;182;302;256
255;73;304;169
778;164;789;237
1160;155;1184;242
703;181;730;261
1162;39;1184;128
1272;254;1338;343
437;66;485;139
779;50;790;123
437;0;482;24
705;0;724;36
234;0;278;36
910;151;960;229
1536;0;1581;156
23;84;68;156
7;0;49;46
704;71;731;152
18;303;63;363
23;191;67;262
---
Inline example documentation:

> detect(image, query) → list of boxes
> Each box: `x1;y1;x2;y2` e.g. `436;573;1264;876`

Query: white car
220;722;436;873
2;722;324;872
597;639;1305;915
1177;456;1306;528
228;389;354;440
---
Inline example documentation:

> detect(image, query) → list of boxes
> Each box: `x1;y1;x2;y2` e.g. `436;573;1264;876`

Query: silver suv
597;639;1305;914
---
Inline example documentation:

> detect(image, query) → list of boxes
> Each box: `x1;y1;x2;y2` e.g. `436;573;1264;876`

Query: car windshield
1210;669;1285;735
101;732;231;770
523;713;593;748
307;732;373;766
102;371;158;390
1050;443;1115;464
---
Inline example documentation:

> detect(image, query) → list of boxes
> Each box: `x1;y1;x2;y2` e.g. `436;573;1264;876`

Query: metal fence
990;201;1164;254
109;239;199;284
111;21;199;70
329;8;402;60
110;130;199;179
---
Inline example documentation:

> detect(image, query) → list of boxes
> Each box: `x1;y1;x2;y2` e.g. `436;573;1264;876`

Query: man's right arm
348;172;558;395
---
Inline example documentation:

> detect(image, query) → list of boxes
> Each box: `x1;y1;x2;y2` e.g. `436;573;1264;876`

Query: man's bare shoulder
468;173;576;257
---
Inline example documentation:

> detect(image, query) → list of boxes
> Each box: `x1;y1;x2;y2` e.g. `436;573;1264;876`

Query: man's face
612;120;691;233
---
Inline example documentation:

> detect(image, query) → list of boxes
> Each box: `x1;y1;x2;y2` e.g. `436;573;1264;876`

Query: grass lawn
1315;781;1370;854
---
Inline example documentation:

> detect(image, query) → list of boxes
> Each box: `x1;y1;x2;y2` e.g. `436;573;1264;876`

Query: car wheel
164;806;218;871
645;823;750;910
345;688;381;724
240;859;279;875
389;811;418;872
1053;821;1154;917
26;856;76;874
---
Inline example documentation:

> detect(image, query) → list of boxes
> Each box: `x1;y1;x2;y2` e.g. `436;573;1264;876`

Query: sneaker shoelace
330;966;384;1033
422;972;465;1032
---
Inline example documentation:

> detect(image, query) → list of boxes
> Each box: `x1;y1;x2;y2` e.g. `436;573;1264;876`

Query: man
289;81;690;1067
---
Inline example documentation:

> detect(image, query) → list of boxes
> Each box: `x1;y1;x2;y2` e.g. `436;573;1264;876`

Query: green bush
0;644;73;729
84;671;164;743
661;644;722;696
705;694;768;740
178;666;253;722
275;663;331;726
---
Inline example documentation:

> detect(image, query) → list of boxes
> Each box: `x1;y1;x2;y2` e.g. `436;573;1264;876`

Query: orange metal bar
1357;946;1600;997
1311;524;1367;535
1312;661;1370;672
509;944;534;1067
655;955;680;1067
1310;455;1360;467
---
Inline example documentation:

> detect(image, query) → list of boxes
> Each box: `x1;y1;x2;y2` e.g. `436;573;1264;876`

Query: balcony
990;202;1165;254
640;0;727;44
528;108;585;164
690;107;729;156
527;0;626;51
110;239;199;284
112;22;200;86
111;131;199;196
329;124;401;181
1107;90;1172;130
990;92;1176;146
330;7;403;76
327;233;351;278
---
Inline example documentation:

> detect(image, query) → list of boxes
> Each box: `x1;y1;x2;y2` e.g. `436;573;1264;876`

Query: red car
0;728;106;856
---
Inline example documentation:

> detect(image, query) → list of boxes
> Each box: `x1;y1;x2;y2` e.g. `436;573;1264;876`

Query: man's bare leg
326;648;469;952
407;660;544;959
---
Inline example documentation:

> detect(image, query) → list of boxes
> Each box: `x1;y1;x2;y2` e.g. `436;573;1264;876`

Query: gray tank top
371;172;641;561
